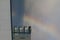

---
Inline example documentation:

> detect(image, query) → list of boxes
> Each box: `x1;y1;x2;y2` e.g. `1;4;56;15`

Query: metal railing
12;26;31;34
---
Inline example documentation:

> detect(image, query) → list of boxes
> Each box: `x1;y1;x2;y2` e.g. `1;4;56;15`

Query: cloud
24;0;60;40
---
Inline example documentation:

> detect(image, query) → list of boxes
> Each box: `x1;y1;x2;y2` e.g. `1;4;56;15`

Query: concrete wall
0;0;11;40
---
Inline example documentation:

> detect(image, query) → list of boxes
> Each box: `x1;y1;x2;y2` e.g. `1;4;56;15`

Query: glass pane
10;0;31;40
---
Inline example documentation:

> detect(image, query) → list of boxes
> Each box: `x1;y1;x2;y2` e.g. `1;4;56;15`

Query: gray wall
0;0;11;40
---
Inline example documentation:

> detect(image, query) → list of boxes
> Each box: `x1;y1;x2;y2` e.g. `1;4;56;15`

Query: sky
11;0;24;26
24;0;60;40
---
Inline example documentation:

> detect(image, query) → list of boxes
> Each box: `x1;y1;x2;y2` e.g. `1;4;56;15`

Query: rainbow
24;16;59;38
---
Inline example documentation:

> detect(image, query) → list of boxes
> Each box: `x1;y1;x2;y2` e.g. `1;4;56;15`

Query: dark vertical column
11;0;24;40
